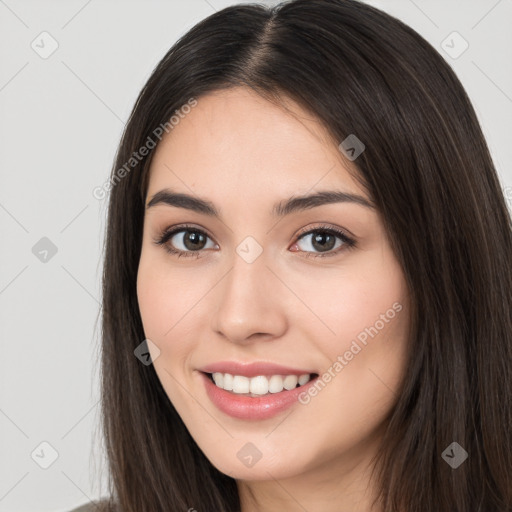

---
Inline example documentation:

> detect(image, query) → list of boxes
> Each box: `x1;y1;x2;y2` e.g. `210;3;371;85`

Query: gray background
0;0;511;510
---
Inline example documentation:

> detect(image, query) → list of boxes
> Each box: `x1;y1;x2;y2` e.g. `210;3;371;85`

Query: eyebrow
146;188;375;218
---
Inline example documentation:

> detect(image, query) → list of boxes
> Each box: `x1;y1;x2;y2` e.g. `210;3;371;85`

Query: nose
210;249;289;345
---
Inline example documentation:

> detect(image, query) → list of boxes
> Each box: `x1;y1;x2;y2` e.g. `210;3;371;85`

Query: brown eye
293;226;356;258
175;230;208;251
154;225;218;258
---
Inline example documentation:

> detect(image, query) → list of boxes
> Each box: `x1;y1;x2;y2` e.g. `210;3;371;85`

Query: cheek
136;262;169;340
294;265;409;451
137;252;200;337
314;256;409;414
136;256;191;359
136;252;222;376
136;259;199;409
291;248;408;356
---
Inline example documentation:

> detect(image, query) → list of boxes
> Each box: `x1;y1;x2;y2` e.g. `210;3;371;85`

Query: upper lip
198;361;317;378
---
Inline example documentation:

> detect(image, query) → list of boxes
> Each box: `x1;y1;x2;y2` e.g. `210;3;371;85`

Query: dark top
69;504;102;512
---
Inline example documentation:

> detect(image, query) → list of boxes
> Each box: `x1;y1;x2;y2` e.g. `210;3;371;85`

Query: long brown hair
97;1;512;510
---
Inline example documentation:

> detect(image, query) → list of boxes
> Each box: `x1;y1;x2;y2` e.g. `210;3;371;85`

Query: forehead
146;87;365;203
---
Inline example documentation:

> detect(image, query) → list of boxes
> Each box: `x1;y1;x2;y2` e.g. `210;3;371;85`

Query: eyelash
153;223;356;260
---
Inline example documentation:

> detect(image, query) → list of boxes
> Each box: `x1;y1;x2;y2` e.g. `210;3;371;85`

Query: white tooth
283;375;298;390
212;372;224;387
249;376;269;395
232;375;250;394
268;375;285;393
214;373;308;394
298;373;311;386
223;373;234;391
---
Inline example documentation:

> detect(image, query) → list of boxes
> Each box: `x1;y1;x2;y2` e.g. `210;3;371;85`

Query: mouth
202;371;319;397
197;361;321;420
199;370;320;420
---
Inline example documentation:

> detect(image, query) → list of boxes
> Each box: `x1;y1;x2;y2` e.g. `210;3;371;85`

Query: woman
72;0;512;510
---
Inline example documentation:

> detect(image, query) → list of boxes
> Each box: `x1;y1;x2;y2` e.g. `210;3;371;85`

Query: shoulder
68;505;96;512
68;502;114;512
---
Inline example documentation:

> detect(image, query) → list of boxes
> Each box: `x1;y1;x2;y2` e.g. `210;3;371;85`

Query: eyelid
294;222;355;240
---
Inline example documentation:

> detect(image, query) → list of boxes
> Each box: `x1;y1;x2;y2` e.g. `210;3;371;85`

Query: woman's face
137;86;410;483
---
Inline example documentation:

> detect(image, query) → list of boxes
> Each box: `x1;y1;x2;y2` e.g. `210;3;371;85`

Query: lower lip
199;371;318;420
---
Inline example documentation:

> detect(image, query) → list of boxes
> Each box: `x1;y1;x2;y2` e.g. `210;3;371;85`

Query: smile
209;372;314;396
199;370;320;420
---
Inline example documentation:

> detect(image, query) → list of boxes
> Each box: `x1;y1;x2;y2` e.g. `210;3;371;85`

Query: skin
136;86;410;512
